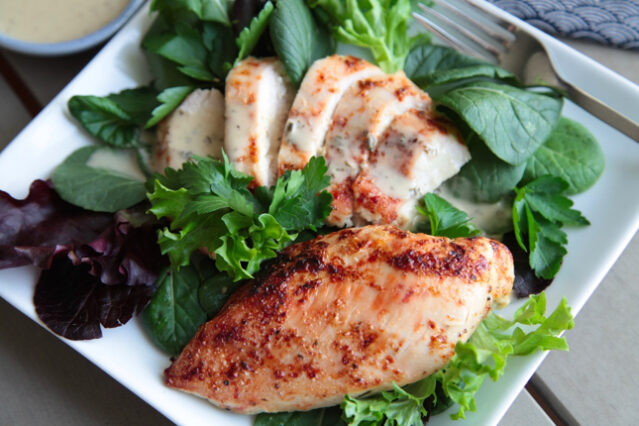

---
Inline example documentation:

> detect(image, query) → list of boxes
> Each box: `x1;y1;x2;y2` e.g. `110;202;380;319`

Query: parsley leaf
312;0;413;73
150;0;231;26
417;193;480;238
236;1;275;63
342;292;574;423
512;176;589;279
147;155;332;281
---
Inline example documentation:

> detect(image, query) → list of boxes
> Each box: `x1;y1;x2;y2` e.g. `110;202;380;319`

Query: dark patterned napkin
488;0;639;49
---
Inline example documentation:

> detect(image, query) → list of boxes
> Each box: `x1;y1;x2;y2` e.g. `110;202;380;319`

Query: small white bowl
0;0;145;56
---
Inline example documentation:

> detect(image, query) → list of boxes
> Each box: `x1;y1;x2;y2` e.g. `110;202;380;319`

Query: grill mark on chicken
165;225;514;413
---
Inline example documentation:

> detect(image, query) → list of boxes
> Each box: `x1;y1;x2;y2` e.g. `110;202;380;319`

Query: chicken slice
277;55;385;173
165;225;514;414
324;73;430;227
225;57;295;187
152;88;224;172
353;109;471;230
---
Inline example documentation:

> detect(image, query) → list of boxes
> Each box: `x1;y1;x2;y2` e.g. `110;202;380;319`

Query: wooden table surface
0;25;637;426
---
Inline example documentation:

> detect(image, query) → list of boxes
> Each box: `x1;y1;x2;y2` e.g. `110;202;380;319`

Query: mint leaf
146;86;194;128
143;22;216;82
68;87;159;148
236;1;275;62
52;146;146;213
312;0;413;73
417;193;480;238
512;176;589;279
435;81;563;165
270;0;335;85
142;265;207;355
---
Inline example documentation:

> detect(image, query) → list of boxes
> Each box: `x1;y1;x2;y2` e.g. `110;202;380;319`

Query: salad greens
147;155;332;281
0;0;608;424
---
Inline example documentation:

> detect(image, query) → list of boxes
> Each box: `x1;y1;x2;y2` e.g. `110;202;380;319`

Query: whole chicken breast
277;55;385;173
152;88;224;172
225;57;294;187
324;73;430;227
353;109;471;230
165;225;514;414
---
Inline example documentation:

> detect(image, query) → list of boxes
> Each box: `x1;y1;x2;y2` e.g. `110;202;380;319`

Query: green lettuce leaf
311;0;413;73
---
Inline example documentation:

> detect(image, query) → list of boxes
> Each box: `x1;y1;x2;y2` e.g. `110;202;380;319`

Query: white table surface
0;30;637;426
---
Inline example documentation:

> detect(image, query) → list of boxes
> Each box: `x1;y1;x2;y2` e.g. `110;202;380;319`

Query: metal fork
413;0;639;142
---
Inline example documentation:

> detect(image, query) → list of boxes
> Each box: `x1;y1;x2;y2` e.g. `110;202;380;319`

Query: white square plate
1;2;638;425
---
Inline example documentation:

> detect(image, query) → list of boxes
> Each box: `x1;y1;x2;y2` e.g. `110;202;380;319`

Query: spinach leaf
435;81;563;165
146;86;195;128
236;1;275;62
198;272;233;317
52;146;146;213
270;0;335;85
523;117;604;195
417;193;480;238
142;265;207;355
255;406;346;425
445;133;526;203
202;22;238;77
405;44;513;87
68;88;159;148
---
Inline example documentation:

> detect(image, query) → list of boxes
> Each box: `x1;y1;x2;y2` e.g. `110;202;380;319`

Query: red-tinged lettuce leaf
70;208;167;287
0;180;112;269
34;256;155;340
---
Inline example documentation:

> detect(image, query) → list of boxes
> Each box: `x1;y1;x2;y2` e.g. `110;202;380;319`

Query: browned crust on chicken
165;225;514;414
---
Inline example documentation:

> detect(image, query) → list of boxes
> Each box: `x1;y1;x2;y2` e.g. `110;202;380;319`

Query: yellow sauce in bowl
0;0;130;43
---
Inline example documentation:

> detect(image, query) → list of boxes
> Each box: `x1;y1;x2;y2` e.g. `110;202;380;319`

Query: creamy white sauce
436;185;512;235
87;148;146;181
0;0;129;43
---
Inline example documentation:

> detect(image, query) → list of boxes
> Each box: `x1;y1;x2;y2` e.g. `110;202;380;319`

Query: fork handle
560;81;639;141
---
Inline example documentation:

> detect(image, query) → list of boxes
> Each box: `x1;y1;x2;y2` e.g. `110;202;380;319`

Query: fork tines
413;0;516;62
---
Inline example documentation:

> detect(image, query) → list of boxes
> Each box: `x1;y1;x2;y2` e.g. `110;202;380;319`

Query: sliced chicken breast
277;55;385;173
152;88;224;172
165;225;514;414
324;73;431;227
353;109;471;230
225;57;294;187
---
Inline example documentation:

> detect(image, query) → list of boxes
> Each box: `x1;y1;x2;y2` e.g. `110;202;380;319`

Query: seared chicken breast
165;225;514;414
353;109;471;229
225;57;294;187
277;55;385;173
324;73;430;227
152;88;224;172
